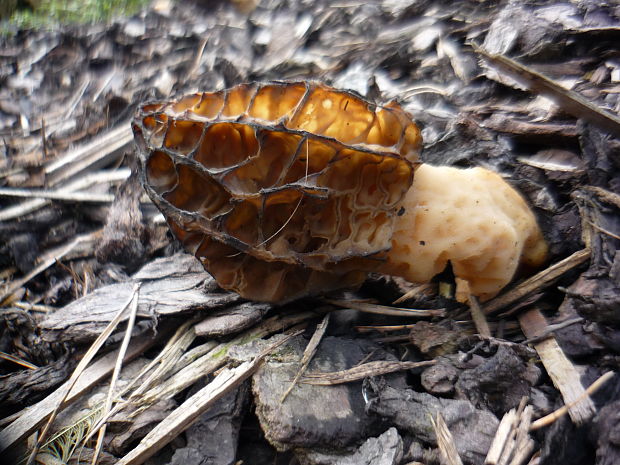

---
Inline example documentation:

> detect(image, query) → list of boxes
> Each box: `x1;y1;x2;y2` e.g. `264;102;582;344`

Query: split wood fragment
115;330;302;465
432;412;464;465
518;308;595;425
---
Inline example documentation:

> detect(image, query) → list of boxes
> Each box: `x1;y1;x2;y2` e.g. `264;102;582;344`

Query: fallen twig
326;299;445;318
483;249;591;315
281;313;330;403
301;360;436;385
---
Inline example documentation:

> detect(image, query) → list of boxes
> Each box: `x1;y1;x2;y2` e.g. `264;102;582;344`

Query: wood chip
432;411;464;465
518;308;596;425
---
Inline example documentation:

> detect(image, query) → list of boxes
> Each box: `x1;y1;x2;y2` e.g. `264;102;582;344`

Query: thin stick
90;283;141;465
115;330;302;465
326;299;445;318
530;371;615;431
483;249;591;315
281;313;330;402
472;43;620;137
519;308;596;425
25;285;140;465
469;294;491;337
0;187;115;203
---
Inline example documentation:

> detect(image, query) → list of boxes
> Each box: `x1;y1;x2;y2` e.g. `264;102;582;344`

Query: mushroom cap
380;164;548;301
133;81;421;302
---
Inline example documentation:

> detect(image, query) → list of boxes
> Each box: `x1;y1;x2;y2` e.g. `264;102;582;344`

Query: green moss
5;0;152;29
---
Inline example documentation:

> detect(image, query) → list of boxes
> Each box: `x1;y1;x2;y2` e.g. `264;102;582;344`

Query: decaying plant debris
1;1;620;464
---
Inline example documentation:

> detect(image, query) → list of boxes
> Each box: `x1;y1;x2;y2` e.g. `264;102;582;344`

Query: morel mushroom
132;81;547;303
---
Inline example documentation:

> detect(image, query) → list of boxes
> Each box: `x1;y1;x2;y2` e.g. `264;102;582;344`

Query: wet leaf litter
1;1;620;465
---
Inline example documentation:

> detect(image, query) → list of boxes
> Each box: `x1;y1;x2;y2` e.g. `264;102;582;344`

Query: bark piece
593;400;620;465
518;308;596;425
301;427;403;465
252;336;405;451
365;378;498;465
168;382;249;465
455;345;540;415
194;302;271;337
40;253;238;342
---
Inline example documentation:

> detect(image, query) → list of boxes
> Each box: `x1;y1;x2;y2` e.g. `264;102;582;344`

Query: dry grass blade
472;43;620;137
115;330;303;465
0;230;100;305
0;187;115;203
83;319;208;445
114;312;314;420
0;168;130;222
281;313;330;403
90;283;141;465
392;283;436;304
530;371;615;431
431;412;464;465
483;248;591;315
0;331;166;453
326;299;445;317
24;283;141;465
301;360;436;385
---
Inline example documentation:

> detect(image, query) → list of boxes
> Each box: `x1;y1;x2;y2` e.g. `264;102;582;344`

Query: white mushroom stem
380;164;548;301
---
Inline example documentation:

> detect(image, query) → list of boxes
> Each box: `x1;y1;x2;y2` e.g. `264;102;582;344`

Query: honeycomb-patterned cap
132;81;421;302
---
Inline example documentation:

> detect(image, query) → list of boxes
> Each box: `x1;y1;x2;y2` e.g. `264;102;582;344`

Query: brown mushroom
132;81;547;303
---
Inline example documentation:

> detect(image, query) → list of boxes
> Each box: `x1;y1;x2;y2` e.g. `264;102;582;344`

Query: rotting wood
482;248;591;315
38;253;238;342
518;308;596;425
301;360;436;385
0;230;100;305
